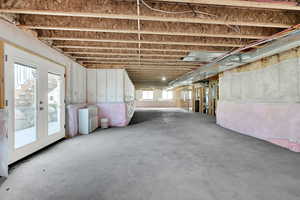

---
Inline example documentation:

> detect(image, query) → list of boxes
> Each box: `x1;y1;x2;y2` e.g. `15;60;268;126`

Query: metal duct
182;51;225;62
169;29;300;88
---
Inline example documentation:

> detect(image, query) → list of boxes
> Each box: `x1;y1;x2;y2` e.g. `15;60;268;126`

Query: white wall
219;58;300;103
0;19;87;104
87;69;135;103
70;63;87;104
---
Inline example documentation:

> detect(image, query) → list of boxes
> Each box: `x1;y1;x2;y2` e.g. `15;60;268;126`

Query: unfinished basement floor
1;108;300;200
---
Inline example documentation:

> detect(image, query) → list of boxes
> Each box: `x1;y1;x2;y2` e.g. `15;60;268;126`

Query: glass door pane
48;73;61;135
14;63;37;149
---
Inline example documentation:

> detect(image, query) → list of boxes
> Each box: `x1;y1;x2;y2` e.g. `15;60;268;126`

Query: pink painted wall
216;101;300;152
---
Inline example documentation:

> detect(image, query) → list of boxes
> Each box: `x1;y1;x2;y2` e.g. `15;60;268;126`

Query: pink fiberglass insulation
0;109;8;177
66;104;87;137
216;101;300;152
96;103;133;127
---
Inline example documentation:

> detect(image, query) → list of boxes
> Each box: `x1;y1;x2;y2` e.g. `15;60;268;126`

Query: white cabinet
78;106;98;134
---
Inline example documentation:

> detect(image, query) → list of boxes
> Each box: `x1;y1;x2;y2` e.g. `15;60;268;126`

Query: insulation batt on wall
217;47;300;152
86;69;135;127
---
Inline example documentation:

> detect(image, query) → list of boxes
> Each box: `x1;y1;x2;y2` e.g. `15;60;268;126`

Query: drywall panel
87;69;97;104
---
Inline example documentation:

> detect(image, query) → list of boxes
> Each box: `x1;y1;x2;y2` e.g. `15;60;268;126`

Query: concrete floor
1;108;300;200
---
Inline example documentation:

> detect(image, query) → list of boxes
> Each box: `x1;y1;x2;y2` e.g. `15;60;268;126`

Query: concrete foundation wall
217;48;300;152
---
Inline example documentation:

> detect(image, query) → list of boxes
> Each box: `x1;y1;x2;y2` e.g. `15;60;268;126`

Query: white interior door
5;44;65;164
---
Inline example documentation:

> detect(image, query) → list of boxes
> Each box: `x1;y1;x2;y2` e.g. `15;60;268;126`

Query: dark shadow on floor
129;110;164;125
0;176;6;187
130;108;189;125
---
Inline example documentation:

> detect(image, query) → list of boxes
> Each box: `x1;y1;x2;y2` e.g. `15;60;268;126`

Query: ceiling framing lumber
156;0;300;11
85;63;203;66
75;57;202;62
82;61;203;66
87;66;193;70
0;9;295;28
40;37;244;47
18;25;266;40
66;52;186;58
54;45;228;53
2;0;299;83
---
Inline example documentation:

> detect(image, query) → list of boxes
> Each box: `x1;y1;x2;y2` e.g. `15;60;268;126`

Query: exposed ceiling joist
76;56;203;62
87;66;193;70
85;63;202;67
41;37;244;47
55;45;227;53
19;25;266;39
0;9;293;28
2;0;298;83
67;52;186;57
83;61;203;66
157;0;300;11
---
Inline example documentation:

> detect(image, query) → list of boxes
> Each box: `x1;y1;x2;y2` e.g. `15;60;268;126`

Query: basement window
142;91;154;100
162;90;173;100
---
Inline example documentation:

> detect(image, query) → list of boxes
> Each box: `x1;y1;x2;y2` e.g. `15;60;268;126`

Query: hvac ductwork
169;27;300;88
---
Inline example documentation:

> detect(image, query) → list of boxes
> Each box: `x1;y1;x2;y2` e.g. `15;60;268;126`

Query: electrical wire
140;0;217;18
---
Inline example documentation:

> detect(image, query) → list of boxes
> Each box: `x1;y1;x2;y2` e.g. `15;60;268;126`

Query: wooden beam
19;25;265;40
0;9;292;28
86;64;198;68
67;52;186;58
0;41;4;109
76;56;204;62
41;37;243;47
157;0;300;11
87;66;192;71
55;45;227;53
85;63;202;67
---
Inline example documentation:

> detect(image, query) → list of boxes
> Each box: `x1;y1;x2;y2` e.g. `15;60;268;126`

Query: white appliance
78;106;99;134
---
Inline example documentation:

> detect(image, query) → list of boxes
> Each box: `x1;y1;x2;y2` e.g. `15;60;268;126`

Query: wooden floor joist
19;25;266;40
0;9;293;28
2;0;299;82
41;37;244;47
67;52;186;58
76;57;204;62
85;63;203;67
54;45;227;53
157;0;300;11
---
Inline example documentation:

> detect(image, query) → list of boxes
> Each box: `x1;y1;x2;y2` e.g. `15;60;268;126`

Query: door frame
4;44;66;164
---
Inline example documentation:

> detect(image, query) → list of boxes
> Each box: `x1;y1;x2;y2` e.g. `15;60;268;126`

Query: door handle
40;107;44;111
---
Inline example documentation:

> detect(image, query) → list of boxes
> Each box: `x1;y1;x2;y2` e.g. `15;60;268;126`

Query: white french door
5;45;65;164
